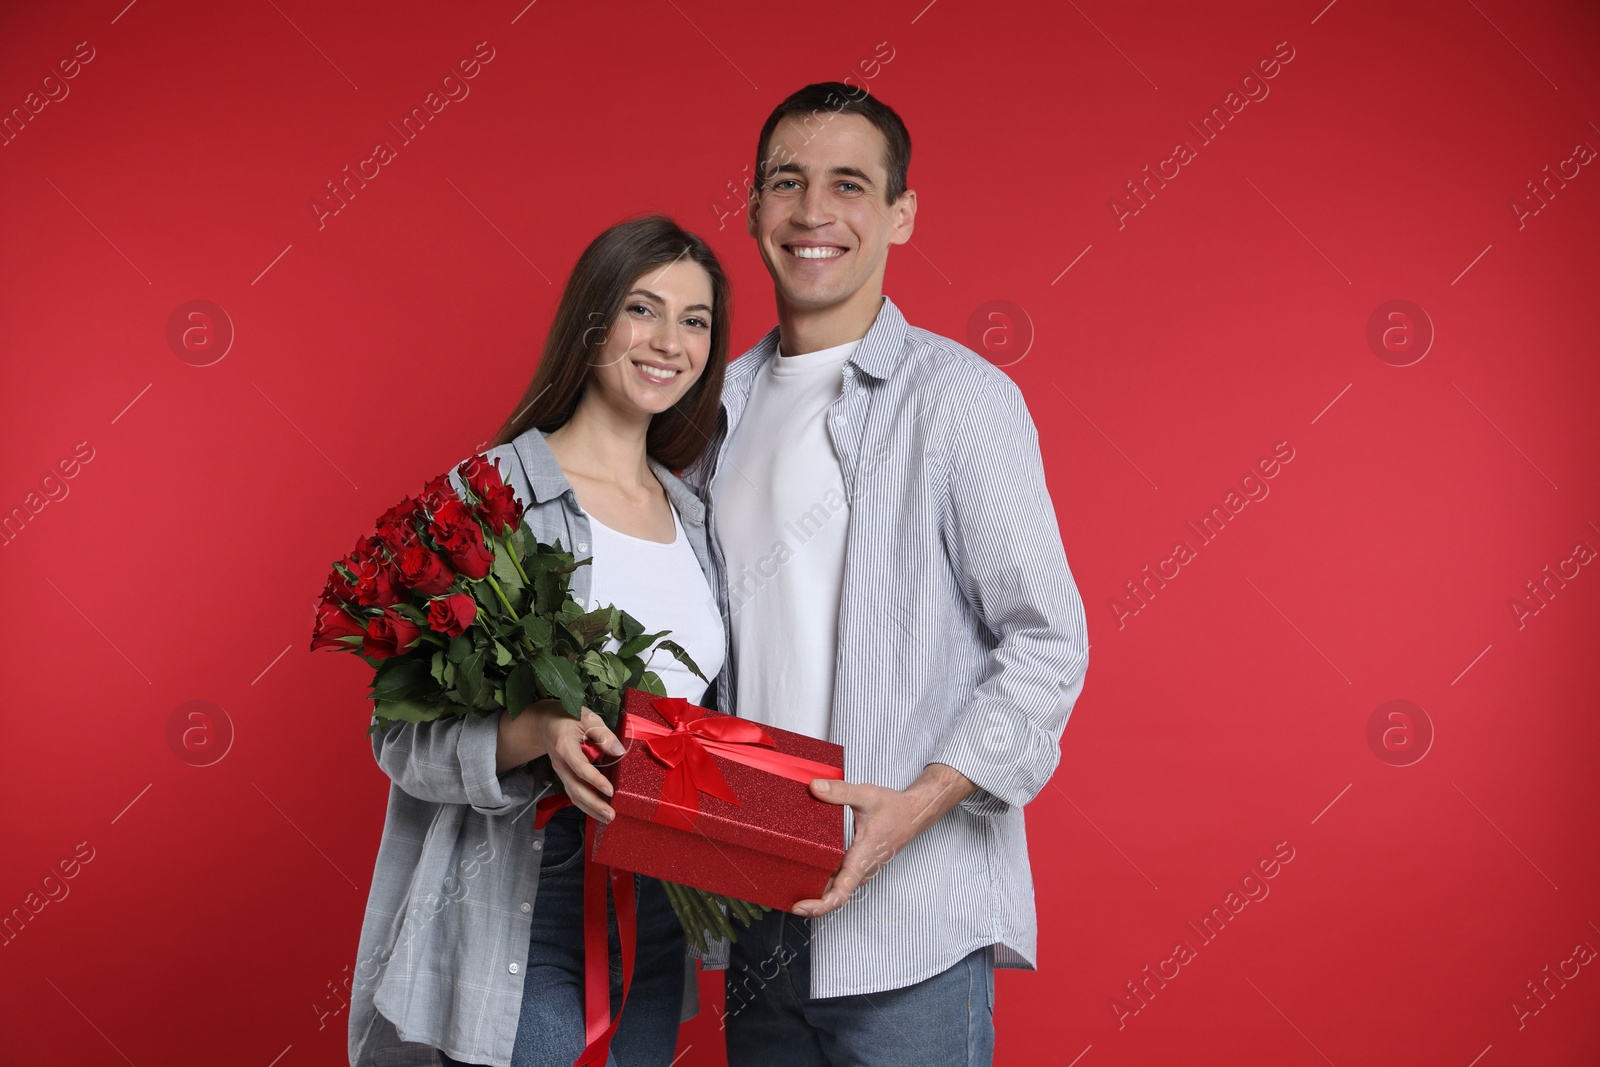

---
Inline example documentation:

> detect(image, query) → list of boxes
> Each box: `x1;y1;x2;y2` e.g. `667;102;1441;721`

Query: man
683;82;1090;1065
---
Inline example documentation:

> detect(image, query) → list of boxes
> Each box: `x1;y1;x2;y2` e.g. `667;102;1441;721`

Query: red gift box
590;688;846;911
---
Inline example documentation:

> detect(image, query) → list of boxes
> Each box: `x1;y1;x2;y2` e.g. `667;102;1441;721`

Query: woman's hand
496;699;626;822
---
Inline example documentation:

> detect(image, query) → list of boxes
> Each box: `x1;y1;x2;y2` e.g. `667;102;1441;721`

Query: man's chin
771;277;855;314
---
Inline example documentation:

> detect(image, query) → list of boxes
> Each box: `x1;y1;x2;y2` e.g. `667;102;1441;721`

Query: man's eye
838;182;862;194
774;179;800;191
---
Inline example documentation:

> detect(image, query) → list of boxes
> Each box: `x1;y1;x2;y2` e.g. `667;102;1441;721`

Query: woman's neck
544;392;655;493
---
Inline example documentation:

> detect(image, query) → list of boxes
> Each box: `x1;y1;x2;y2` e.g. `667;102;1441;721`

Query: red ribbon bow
631;696;780;831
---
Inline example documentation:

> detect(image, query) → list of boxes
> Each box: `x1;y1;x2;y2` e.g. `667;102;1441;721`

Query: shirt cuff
459;713;524;815
958;784;1010;817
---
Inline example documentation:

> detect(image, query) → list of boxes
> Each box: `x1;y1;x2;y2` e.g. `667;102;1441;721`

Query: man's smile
782;241;849;261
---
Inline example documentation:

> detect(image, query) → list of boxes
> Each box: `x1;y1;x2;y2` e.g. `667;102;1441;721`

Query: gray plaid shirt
684;295;1090;999
348;430;720;1067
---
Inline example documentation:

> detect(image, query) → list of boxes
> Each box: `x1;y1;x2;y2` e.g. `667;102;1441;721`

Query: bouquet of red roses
311;455;766;948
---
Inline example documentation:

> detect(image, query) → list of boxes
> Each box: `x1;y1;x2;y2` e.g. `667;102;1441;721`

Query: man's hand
791;763;976;918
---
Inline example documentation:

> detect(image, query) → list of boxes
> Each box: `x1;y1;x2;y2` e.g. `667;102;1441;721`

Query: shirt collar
726;294;912;399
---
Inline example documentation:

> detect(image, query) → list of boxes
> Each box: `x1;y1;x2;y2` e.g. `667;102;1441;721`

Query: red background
2;1;1597;1064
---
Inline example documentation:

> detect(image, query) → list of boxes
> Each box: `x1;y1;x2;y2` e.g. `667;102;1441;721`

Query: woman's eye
684;317;709;329
627;304;653;317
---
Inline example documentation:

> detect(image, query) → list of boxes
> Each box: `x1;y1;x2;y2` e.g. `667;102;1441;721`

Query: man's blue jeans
723;908;996;1067
440;807;687;1067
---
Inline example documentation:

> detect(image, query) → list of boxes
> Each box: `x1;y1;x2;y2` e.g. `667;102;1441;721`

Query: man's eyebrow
628;288;713;315
771;161;877;186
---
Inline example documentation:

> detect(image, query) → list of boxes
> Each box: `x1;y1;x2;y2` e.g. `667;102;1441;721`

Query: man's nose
794;183;832;227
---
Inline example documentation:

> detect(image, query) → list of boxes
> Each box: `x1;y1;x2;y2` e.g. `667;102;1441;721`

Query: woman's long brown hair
491;214;730;471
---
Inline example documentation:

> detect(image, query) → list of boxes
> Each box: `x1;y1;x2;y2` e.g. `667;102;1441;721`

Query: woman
348;214;731;1067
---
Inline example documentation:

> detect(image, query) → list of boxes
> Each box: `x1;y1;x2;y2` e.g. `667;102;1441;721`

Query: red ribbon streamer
528;799;635;1067
527;695;844;1067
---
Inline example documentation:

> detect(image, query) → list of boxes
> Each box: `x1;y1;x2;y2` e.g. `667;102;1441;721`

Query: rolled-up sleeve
371;712;535;816
929;375;1089;814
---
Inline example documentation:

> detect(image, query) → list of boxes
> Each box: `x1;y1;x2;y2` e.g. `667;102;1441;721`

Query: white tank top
582;501;725;705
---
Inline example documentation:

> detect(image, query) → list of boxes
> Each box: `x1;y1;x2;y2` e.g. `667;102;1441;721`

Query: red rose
323;564;359;604
376;495;424;528
476;482;522;537
352;563;403;604
363;607;422;659
311;600;367;651
428;498;476;542
459;455;508;502
417;473;459;514
427;593;478;637
350;543;406;607
375;518;420;553
442;523;494;580
397;544;456;596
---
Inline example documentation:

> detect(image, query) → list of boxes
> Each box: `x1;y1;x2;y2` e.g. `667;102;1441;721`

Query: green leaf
390;602;428;625
491;546;524;593
593;688;621;726
637;670;667;697
556;621;588;654
572;607;615;647
373;698;439;723
521;614;553;646
616;610;645;643
617;629;668;660
532;651;586;717
493;641;514;667
522;549;566;575
580;649;628;691
470;582;503;620
447;635;472;663
429;650;447;685
600;651;633;689
532;571;563;615
505;662;537;718
457;648;488;705
370;658;434;703
655;639;709;683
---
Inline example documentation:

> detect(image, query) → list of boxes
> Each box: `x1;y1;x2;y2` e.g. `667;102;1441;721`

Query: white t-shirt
712;338;857;740
583;501;725;705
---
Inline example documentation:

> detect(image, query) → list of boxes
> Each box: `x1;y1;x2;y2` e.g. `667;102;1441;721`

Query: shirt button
520;901;532;914
509;962;520;975
576;541;589;552
833;412;846;423
532;839;543;851
855;386;866;396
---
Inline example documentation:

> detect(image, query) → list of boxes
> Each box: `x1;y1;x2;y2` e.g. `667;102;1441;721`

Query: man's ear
746;184;760;238
888;188;917;246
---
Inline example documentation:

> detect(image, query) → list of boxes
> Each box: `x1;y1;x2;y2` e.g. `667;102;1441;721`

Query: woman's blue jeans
440;806;687;1067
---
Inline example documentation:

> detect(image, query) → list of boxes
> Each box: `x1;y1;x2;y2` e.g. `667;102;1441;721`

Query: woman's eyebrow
630;288;712;315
